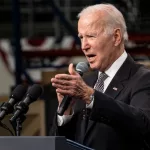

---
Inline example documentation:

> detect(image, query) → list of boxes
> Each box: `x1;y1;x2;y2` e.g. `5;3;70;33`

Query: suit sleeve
90;76;150;137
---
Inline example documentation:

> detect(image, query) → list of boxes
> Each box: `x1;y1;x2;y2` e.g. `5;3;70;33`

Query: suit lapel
105;79;124;99
84;54;139;139
105;55;137;99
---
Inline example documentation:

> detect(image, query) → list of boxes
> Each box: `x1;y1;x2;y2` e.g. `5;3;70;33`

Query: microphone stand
15;115;26;136
10;114;26;136
10;104;29;136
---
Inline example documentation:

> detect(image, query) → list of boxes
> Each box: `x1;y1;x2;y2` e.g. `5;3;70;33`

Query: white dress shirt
57;51;127;126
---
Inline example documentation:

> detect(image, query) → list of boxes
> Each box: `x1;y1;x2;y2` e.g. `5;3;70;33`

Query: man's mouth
86;54;96;62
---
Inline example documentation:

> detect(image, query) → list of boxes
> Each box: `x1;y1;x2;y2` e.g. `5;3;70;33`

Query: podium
0;136;94;150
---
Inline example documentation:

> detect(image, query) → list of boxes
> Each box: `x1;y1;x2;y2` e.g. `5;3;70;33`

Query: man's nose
81;38;90;50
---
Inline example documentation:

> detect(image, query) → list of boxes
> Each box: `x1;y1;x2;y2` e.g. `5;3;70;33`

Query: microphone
9;84;43;122
0;85;27;121
57;62;89;116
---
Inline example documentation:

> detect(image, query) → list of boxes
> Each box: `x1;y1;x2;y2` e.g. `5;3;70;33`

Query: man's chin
89;64;99;70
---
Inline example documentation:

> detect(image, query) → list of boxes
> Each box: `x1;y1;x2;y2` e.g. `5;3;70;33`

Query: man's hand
51;63;94;106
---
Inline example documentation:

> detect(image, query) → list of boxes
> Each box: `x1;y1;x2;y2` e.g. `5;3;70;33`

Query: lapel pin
113;87;118;91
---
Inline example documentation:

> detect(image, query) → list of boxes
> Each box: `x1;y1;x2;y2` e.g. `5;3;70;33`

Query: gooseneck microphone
57;62;89;116
10;84;43;122
0;85;27;121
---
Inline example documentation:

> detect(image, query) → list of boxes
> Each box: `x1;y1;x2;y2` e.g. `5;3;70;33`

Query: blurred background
0;0;150;136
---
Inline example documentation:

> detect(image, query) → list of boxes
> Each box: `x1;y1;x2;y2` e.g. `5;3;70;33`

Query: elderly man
50;3;150;150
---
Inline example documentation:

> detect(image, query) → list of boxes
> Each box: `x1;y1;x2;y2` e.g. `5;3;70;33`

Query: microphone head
10;85;27;102
27;84;43;102
76;62;89;75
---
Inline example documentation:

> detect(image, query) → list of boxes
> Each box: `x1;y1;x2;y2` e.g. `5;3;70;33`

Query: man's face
78;14;119;71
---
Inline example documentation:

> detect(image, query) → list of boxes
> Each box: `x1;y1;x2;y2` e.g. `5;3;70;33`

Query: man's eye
79;36;83;40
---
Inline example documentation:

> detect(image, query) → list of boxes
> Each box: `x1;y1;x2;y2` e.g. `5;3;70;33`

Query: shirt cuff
86;98;94;109
57;111;74;126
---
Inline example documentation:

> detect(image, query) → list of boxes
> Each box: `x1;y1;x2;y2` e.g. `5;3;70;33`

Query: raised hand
51;63;94;105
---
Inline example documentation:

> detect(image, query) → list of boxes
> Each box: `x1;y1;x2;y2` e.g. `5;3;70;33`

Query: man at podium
50;3;150;150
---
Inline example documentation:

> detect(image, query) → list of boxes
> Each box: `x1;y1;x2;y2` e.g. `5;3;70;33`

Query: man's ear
113;28;122;46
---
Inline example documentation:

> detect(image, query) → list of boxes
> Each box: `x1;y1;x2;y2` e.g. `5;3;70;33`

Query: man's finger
56;88;73;96
52;82;72;90
68;63;78;75
52;78;72;86
55;74;74;80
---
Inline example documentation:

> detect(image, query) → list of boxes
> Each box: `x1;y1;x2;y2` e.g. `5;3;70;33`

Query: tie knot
98;72;108;81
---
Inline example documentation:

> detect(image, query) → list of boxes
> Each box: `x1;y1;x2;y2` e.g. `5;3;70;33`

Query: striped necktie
94;72;108;92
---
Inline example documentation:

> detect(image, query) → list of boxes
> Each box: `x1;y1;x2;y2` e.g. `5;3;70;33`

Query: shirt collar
99;51;127;78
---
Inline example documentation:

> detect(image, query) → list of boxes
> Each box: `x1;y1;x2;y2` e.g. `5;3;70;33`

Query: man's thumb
68;63;78;75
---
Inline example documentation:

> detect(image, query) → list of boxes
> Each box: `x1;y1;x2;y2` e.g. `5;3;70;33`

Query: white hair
77;4;128;42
